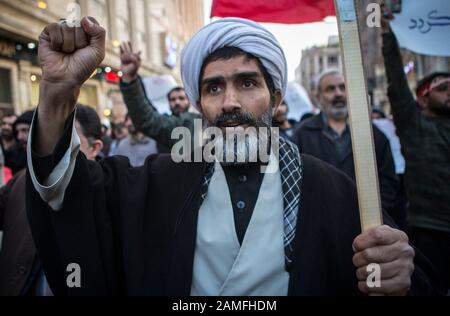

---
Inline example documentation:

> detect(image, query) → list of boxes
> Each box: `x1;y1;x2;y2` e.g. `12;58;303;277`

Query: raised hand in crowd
120;42;141;84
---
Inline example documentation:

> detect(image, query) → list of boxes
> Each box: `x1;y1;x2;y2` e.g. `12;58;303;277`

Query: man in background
113;114;158;167
292;70;400;225
0;104;103;296
382;4;450;292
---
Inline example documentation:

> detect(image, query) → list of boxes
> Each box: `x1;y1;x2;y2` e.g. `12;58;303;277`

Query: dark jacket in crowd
3;146;26;175
383;32;450;233
291;114;402;226
0;170;35;295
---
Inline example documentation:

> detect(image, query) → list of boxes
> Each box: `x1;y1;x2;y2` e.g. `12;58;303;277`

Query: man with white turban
25;17;437;296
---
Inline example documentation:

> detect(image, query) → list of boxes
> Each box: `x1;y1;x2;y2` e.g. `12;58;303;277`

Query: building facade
295;35;342;105
0;0;204;121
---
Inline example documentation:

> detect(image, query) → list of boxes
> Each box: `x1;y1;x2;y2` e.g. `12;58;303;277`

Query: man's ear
417;95;428;110
272;90;283;115
91;140;104;158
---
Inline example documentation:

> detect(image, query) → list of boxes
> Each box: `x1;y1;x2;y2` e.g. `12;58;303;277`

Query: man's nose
335;87;345;97
222;87;241;113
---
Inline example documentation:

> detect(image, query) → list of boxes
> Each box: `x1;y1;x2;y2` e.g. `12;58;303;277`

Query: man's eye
208;85;222;93
435;85;448;92
242;80;254;88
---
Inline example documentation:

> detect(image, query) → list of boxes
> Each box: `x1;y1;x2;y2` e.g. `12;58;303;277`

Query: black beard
1;132;14;141
429;100;450;118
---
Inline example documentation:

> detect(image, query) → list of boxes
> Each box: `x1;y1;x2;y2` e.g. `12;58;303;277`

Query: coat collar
301;113;327;130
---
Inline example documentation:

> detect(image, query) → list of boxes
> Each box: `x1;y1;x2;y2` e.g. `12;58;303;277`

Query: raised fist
38;17;106;88
120;42;141;83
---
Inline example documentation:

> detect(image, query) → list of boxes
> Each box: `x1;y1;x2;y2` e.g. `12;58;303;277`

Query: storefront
0;37;25;114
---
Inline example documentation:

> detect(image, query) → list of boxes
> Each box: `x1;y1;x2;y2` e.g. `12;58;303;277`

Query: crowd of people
0;6;449;296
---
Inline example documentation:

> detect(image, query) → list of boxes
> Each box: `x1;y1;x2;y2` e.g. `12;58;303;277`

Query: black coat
26;152;437;296
4;144;27;175
292;114;402;226
0;170;36;296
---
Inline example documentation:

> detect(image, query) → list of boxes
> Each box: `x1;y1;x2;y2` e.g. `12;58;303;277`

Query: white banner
141;75;178;115
390;0;450;57
284;82;314;121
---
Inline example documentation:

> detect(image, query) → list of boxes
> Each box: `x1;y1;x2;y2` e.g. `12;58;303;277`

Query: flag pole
334;0;383;231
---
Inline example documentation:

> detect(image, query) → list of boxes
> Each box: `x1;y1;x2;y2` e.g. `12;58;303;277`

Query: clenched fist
39;16;105;88
34;17;106;156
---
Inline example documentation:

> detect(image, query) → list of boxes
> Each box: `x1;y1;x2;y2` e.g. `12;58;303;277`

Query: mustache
332;97;346;104
212;112;259;127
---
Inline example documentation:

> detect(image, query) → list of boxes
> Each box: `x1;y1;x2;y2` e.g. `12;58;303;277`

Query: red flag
211;0;335;24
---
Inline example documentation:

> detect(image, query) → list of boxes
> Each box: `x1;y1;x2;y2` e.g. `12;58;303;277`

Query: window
0;68;12;108
328;55;338;66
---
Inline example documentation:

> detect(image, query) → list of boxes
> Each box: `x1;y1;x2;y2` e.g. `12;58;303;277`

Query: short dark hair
167;87;185;102
199;46;275;97
13;110;34;138
2;109;16;119
75;104;102;141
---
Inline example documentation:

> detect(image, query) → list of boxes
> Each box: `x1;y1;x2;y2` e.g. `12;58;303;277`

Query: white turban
181;17;287;107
